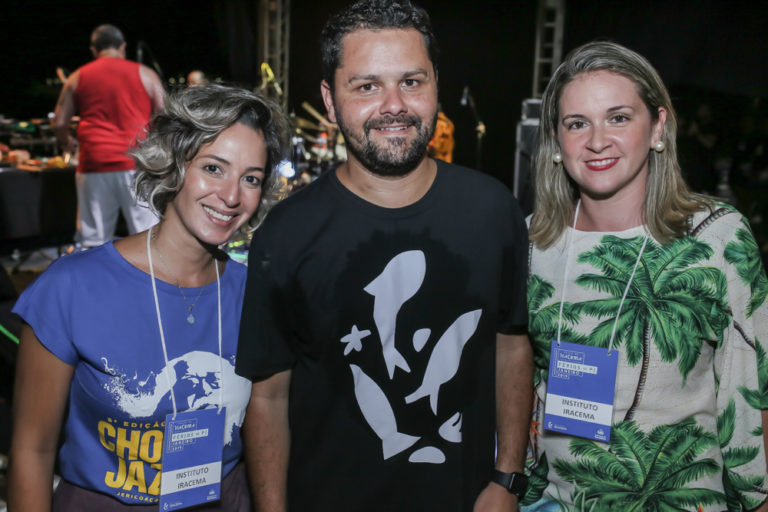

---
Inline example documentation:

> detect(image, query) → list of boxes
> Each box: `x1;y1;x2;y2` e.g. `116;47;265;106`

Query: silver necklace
147;226;224;418
152;233;211;325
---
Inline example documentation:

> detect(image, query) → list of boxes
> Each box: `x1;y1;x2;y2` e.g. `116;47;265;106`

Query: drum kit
255;63;347;183
222;90;348;262
286;101;347;184
222;100;347;263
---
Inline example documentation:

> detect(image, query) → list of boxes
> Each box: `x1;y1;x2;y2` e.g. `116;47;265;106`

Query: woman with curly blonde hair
10;84;287;511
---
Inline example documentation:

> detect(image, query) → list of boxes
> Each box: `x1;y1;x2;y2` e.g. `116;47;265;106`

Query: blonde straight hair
529;41;712;249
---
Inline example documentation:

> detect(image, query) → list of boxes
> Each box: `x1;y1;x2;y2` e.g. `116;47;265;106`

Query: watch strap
490;469;528;497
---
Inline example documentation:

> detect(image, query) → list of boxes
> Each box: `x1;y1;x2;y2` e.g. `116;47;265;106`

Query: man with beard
236;1;533;510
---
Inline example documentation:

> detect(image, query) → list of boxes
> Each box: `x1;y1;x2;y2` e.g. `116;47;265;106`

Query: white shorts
75;170;158;247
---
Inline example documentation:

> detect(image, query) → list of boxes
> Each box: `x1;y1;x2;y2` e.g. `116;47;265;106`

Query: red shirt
75;57;152;173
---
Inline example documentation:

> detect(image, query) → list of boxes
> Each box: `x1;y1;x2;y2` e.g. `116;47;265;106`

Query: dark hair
132;84;288;216
90;24;125;52
320;0;439;90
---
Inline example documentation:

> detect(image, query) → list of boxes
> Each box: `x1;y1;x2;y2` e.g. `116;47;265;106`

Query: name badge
544;341;618;442
160;408;225;510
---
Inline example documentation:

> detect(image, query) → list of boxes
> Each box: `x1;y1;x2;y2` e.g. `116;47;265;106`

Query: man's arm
51;70;79;154
242;369;292;512
474;333;534;512
139;64;165;113
8;325;75;512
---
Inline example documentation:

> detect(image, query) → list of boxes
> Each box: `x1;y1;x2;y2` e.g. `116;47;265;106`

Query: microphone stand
461;88;486;171
136;41;164;81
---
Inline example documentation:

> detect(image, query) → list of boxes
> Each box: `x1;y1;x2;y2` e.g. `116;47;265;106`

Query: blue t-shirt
13;242;252;505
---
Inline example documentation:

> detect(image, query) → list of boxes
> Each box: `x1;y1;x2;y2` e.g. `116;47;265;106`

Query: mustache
364;114;422;132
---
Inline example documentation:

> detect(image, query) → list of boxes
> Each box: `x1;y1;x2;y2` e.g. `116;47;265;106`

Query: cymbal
291;116;322;131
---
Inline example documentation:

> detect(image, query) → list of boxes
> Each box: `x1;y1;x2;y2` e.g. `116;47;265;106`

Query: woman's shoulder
39;242;118;280
684;203;763;270
688;202;749;238
13;243;120;323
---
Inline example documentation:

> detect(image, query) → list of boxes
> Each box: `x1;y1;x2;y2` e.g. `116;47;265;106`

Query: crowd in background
676;92;768;267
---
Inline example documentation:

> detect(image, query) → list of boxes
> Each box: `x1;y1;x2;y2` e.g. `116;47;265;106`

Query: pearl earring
553;152;563;164
653;140;665;152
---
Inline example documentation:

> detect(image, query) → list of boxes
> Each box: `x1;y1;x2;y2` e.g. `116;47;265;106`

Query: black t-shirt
236;160;528;511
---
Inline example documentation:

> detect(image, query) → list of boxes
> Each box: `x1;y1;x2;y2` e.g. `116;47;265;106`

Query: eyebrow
561;105;637;122
198;154;264;172
347;68;430;84
606;105;636;113
195;154;229;166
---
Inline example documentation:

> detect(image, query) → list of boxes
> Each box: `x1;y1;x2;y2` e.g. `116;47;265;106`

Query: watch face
509;473;528;494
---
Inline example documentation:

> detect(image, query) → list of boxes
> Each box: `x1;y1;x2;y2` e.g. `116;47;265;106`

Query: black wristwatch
491;469;528;498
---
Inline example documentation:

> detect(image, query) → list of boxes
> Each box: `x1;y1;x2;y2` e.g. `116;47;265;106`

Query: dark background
2;0;766;189
1;0;767;481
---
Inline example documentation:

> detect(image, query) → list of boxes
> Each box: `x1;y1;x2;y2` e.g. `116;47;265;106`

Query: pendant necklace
152;229;211;325
146;225;224;418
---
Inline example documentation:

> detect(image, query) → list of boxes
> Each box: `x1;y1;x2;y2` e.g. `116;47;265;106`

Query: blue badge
160;408;225;510
544;341;618;442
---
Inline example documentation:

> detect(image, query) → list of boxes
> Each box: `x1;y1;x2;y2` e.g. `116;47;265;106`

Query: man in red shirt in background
52;24;165;248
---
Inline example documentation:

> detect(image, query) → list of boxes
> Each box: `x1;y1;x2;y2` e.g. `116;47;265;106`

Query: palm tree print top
522;205;768;512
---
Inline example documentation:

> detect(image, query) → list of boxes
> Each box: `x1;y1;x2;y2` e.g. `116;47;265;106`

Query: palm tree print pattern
523;206;768;511
572;234;730;419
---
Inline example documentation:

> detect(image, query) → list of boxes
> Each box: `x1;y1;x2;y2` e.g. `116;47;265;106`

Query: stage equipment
257;0;290;111
513;98;541;216
299;101;346;165
290;115;322;131
532;0;565;98
136;41;164;81
259;62;284;98
459;85;486;171
301;101;332;126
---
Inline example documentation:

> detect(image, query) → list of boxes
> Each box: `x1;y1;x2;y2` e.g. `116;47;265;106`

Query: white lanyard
555;200;649;354
146;226;224;419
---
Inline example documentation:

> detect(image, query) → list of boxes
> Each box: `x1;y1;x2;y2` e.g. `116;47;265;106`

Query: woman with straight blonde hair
522;41;768;512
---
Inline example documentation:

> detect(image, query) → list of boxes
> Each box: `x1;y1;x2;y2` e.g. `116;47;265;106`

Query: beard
337;110;438;178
